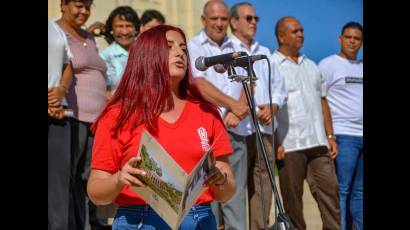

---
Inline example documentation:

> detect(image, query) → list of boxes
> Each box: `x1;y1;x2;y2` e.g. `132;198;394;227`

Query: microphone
195;51;247;71
213;54;267;73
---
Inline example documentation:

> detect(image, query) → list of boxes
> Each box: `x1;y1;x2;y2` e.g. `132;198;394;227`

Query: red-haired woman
87;25;236;229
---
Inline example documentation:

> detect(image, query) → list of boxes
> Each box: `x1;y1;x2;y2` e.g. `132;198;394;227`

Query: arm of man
194;77;248;119
321;97;338;159
274;130;285;160
256;104;279;125
256;60;287;125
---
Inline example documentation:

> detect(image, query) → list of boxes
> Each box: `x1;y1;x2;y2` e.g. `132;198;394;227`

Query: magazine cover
130;130;213;230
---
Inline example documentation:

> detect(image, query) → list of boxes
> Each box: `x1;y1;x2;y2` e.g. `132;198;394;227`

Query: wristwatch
327;134;336;140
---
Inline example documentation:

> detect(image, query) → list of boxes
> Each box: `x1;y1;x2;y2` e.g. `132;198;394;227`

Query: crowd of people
48;0;363;230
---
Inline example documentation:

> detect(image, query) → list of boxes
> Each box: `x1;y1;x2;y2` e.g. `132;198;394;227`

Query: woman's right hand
117;156;147;187
48;106;65;119
48;87;65;107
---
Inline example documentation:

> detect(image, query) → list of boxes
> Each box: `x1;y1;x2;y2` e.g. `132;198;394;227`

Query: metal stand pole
227;62;295;230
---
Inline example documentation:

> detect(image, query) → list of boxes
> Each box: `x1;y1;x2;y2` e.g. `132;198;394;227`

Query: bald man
271;16;341;230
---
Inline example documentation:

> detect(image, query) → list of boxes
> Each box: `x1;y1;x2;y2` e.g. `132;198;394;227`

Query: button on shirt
100;42;129;93
188;30;244;135
230;35;287;136
271;51;328;152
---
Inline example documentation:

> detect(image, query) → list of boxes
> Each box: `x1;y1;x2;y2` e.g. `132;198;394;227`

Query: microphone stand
226;59;295;230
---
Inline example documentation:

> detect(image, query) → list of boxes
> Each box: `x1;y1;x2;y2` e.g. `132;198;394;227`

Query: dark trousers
278;146;341;230
246;133;274;230
68;118;94;230
48;117;71;230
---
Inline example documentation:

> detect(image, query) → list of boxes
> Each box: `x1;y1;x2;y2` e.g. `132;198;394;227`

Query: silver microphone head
213;64;227;73
195;56;207;71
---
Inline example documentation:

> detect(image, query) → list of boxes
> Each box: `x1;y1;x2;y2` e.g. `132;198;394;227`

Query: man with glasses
229;2;287;229
188;1;249;229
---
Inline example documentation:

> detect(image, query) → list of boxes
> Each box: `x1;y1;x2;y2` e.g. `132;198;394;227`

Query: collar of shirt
109;42;128;58
274;50;306;65
230;34;259;54
199;30;232;49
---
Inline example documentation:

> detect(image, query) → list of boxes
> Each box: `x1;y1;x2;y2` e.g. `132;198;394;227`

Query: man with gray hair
229;2;287;229
188;1;249;229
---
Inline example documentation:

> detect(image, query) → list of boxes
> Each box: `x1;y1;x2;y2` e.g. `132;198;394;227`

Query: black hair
62;0;93;4
140;9;165;26
104;6;140;44
341;21;363;35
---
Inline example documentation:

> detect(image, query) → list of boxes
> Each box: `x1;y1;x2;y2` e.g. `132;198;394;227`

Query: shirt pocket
285;78;299;92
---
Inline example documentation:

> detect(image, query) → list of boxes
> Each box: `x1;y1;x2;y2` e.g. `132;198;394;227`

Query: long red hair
92;25;208;135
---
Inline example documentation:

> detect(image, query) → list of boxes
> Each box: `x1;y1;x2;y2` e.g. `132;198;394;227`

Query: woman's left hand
48;87;65;107
203;166;226;187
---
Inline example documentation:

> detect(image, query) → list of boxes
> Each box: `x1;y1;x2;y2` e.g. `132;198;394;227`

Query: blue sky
224;0;363;63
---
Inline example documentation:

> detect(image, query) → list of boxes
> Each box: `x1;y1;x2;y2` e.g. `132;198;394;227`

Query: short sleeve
187;41;206;78
91;116;121;173
318;59;333;93
269;61;288;108
99;51;114;87
320;72;327;98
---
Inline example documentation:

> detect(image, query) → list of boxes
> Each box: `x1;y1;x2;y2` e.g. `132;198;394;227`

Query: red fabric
91;100;233;205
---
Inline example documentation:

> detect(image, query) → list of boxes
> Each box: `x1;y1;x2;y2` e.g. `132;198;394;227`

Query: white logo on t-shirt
197;127;210;151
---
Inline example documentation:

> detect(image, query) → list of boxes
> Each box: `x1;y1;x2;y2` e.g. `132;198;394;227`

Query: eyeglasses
243;15;260;23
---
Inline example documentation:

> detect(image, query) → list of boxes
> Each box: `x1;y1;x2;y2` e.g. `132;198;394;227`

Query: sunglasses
243;15;260;23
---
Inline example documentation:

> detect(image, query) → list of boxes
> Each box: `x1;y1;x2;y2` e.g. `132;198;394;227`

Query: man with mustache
271;16;341;230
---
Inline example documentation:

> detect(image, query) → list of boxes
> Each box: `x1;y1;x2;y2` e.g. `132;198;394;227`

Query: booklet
130;130;214;230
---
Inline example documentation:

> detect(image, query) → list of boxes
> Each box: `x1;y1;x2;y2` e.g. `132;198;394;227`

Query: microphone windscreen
195;56;207;71
213;64;226;73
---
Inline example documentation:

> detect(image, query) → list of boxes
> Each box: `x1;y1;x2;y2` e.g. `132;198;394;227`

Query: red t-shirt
91;100;233;206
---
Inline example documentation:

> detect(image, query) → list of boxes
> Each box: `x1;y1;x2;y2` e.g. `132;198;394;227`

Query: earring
110;31;114;34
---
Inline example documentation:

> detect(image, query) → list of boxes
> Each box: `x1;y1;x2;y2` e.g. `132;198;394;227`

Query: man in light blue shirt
100;6;140;94
100;42;129;93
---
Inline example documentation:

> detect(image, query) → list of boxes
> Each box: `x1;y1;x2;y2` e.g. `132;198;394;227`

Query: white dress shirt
188;30;246;136
271;50;329;153
230;35;287;136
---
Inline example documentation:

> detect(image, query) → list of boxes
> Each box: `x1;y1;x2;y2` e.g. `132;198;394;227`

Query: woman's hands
203;155;236;203
117;156;147;187
48;86;67;119
204;166;227;187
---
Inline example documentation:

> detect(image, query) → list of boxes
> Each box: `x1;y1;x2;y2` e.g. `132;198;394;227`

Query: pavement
269;177;322;230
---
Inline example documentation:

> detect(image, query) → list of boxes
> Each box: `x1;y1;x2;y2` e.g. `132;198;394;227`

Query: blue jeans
112;204;216;230
335;135;363;230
